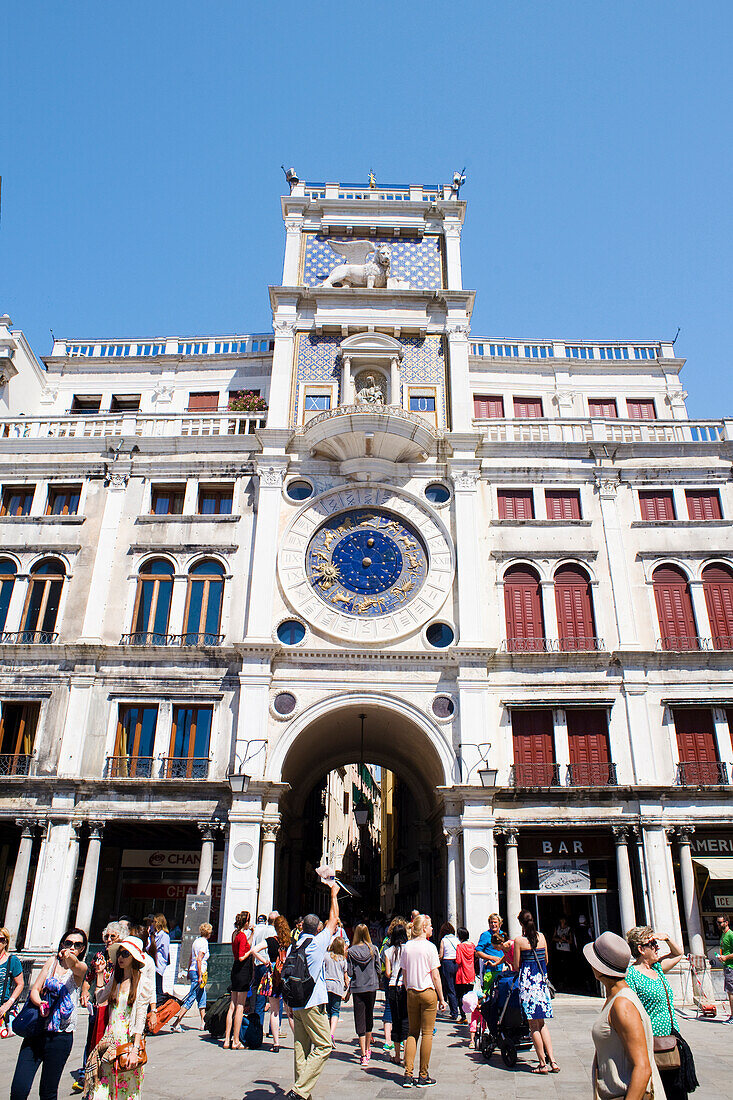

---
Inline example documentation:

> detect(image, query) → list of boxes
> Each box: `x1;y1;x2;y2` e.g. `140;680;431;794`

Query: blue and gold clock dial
306;509;428;616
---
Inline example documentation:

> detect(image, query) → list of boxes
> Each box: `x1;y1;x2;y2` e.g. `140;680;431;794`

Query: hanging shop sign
692;835;733;856
538;860;591;893
521;833;612;859
713;895;733;909
121;849;224;871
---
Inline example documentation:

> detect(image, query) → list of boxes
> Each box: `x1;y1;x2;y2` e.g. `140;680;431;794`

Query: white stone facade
0;180;732;969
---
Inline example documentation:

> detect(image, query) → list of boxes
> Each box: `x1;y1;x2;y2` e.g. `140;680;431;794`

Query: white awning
693;856;733;880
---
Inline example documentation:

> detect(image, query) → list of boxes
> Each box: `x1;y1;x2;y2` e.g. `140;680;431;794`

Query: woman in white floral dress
83;937;153;1100
513;910;559;1074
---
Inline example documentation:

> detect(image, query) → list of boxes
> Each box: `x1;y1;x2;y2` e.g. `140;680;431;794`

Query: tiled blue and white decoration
301;234;444;290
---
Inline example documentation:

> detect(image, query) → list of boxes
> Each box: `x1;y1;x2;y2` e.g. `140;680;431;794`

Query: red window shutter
702;564;733;647
554;566;595;649
513;397;543;418
187;392;219;411
686;491;722;521
589;399;618;418
504;567;544;649
545;490;581;520
639;491;675;521
627;399;656;420
653;566;698;649
566;709;610;783
512;709;555;784
474;395;504;418
498;490;534;520
673;708;718;783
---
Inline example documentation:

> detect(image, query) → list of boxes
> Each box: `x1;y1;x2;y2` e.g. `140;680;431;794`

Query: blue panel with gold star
306;508;428;616
301;234;444;290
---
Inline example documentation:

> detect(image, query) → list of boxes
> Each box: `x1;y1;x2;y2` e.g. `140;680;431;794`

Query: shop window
197;485;233;515
673;708;722;785
131;559;174;642
511;709;557;785
627;398;657;420
111;704;158;778
473;395;504;419
0;559;16;631
46;485;81;516
0;701;39;775
0;486;34;517
555;564;597;650
639;490;676;521
183;560;224;644
545;490;581;521
504;565;545;651
588;398;618;418
702;564;733;649
653;564;698;650
513;396;543;418
150;485;185;515
168;706;212;778
110;394;141;412
21;558;65;640
498;489;534;520
686;490;722;521
566;709;612;785
187;392;219;412
70;395;102;414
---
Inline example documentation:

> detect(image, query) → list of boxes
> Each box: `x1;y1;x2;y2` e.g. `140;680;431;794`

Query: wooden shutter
512;709;555;784
653;565;698;649
554;565;595;649
566;708;610;784
504;567;544;650
473;395;504;418
639;491;676;521
686;491;722;521
703;564;733;647
588;399;618;418
545;490;581;520
673;707;719;783
513;396;543;418
627;399;656;420
187;392;219;411
498;490;534;520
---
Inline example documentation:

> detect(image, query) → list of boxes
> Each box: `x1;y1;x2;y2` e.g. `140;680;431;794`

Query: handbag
111;1036;147;1071
531;947;556;999
652;979;680;1070
12;982;66;1038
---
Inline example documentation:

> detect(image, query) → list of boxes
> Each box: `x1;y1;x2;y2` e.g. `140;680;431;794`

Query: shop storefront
691;831;733;946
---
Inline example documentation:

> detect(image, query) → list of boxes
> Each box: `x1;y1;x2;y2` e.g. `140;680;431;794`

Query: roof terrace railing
0;411;266;440
473;418;725;445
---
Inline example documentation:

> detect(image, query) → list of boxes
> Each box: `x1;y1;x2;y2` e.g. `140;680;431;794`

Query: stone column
197;823;216;897
462;821;498;936
612;826;636;934
257;823;280;916
676;826;705;955
594;475;638;648
75;822;104;935
444;826;461;927
641;823;682;943
247;461;288;639
449;467;485;645
446;326;473;432
4;821;36;949
25;819;82;951
504;828;522;937
266;321;297;427
78;471;128;643
540;582;560;648
688;582;712;645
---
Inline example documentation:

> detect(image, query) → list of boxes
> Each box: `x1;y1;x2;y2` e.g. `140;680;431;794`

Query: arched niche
338;332;404;407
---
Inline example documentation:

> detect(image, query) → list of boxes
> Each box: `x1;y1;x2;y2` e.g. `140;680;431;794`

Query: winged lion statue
321;240;391;289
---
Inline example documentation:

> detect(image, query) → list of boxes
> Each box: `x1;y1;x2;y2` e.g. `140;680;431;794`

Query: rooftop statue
321;241;391;289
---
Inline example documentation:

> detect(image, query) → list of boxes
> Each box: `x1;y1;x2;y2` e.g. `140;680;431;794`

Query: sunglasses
641;939;658;950
117;948;131;959
61;939;84;950
0;937;8;945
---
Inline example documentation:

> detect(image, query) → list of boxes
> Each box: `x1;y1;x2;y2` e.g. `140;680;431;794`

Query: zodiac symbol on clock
398;536;418;550
329;590;353;609
322;529;339;550
380;519;402;535
390;577;415;603
406;552;422;571
357;594;387;614
356;513;378;527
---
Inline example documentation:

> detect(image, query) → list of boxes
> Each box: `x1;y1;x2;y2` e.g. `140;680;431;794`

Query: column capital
256;462;288;488
677;825;695;845
198;820;223;841
443;825;462;843
612;825;629;844
70;821;84;839
87;821;105;840
15;818;37;838
664;825;677;841
449;466;480;492
594;472;620;498
502;826;519;846
262;822;280;841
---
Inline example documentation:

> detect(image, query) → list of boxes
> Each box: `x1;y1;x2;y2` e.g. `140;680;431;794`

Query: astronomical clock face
278;485;454;644
306;509;428;616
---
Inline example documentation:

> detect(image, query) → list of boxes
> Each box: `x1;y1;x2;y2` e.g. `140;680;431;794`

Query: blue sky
4;1;732;417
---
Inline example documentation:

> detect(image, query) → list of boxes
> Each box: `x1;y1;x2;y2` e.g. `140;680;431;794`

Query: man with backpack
282;880;340;1100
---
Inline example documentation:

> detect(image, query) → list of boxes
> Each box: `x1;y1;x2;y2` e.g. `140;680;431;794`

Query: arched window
702;564;733;649
131;559;174;643
0;559;17;633
652;564;698;650
183;560;224;645
504;565;545;651
554;564;597;650
21;558;66;641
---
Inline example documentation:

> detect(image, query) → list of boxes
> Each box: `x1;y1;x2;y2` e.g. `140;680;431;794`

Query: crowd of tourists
1;900;731;1098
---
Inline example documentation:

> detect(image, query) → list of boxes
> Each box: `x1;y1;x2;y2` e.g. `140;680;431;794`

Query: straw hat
107;936;146;966
583;931;631;979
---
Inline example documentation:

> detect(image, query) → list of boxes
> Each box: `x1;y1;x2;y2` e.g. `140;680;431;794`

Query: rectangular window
513;396;543;418
627;398;657;420
409;395;436;412
70;395;102;414
545;489;581;520
685;490;722;521
0;702;40;774
673;707;723;784
150;485;186;515
198;484;233;515
639;490;676;521
112;704;158;778
168;706;212;778
304;393;331;411
511;708;556;785
498;489;534;520
473;395;504;418
110;394;141;412
187;392;219;412
46;486;81;516
588;398;618;418
0;486;34;516
566;709;612;785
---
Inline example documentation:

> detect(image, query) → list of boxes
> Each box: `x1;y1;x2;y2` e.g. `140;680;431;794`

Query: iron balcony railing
105;756;155;779
566;762;618;786
712;635;733;650
676;760;729;786
502;637;553;653
0;630;59;644
510;763;561;787
558;636;605;652
104;755;211;780
161;756;210;780
119;632;224;647
657;635;707;652
0;754;32;777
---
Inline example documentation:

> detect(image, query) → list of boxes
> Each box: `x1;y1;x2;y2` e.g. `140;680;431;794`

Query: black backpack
241;1011;263;1049
279;940;315;1008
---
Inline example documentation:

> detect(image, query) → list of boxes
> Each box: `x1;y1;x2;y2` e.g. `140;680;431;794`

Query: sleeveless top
591;986;663;1099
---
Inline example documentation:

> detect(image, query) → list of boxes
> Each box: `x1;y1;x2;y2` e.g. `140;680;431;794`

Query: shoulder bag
530;947;556;999
12;980;67;1038
652;978;680;1070
111;1035;147;1071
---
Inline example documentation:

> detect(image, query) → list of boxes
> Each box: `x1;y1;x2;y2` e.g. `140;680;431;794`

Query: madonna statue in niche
355;372;386;405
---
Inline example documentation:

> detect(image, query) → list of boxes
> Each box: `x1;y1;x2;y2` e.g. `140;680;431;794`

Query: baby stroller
478;970;532;1067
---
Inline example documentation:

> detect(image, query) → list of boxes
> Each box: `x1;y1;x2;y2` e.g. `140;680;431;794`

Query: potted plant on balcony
227;390;268;413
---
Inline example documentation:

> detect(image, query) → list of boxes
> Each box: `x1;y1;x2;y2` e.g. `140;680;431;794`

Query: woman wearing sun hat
82;936;149;1100
584;931;662;1100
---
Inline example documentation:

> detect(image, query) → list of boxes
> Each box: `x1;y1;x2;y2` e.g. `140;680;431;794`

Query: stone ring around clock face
306;508;428;616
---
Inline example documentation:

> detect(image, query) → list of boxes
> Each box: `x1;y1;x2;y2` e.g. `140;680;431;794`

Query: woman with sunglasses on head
82;937;148;1100
625;926;697;1100
10;926;88;1100
0;925;24;1036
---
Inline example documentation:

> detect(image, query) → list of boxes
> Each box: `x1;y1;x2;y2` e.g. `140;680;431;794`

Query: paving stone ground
3;994;733;1099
